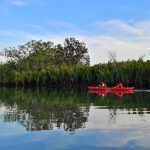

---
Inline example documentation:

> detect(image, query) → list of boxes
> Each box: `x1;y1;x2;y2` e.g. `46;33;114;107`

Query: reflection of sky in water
0;127;149;149
0;105;150;150
87;106;150;129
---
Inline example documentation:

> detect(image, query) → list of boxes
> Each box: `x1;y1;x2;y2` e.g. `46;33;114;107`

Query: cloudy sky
0;0;150;64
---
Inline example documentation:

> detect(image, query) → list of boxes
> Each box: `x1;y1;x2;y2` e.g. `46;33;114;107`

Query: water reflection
0;88;90;132
88;89;134;97
1;104;88;132
0;88;150;132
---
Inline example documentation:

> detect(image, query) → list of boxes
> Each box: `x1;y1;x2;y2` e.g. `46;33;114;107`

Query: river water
0;88;149;150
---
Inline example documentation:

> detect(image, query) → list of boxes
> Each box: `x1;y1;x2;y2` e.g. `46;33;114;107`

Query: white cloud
102;20;143;36
0;55;7;63
91;20;144;38
6;0;60;7
82;35;150;64
0;20;150;65
82;20;150;64
8;0;27;6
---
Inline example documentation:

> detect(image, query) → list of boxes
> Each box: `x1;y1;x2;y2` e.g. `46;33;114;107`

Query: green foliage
4;38;90;70
0;39;150;88
56;38;90;66
0;60;149;88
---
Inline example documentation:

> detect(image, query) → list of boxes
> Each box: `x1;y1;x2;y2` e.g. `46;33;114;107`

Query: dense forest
0;38;149;88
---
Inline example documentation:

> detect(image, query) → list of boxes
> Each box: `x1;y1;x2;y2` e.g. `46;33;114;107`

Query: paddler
101;82;107;88
117;82;123;88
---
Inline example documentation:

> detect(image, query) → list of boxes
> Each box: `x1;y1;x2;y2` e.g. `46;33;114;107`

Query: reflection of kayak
88;86;134;92
88;89;134;97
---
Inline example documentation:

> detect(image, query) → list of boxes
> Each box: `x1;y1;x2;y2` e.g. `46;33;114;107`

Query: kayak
88;86;134;92
88;86;134;97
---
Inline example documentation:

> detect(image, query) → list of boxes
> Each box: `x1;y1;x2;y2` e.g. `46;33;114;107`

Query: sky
0;0;150;64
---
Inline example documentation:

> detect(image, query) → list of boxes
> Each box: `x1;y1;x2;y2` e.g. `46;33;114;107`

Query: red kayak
88;86;134;97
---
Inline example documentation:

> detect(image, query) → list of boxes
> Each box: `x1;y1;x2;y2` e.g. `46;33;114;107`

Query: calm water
0;88;150;150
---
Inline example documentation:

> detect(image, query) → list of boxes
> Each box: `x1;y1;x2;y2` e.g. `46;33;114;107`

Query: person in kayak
117;82;123;88
101;82;107;88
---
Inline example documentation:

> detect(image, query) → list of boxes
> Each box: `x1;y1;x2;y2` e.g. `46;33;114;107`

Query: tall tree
4;40;60;70
56;38;90;66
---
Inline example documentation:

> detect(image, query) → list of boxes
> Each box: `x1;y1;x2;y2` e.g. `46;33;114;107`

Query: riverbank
0;60;149;89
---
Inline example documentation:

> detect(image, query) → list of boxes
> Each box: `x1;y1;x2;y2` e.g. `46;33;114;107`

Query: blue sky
0;0;150;64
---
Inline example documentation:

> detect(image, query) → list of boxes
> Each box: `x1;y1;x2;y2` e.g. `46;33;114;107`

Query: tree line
0;38;149;88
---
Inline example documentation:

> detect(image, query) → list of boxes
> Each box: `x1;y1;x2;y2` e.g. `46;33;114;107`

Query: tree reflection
0;88;149;131
0;88;90;132
108;108;117;124
0;103;89;131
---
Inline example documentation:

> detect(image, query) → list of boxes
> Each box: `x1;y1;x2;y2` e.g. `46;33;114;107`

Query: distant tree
108;51;121;83
108;51;117;63
4;40;62;70
5;40;54;62
56;38;90;66
4;38;90;71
